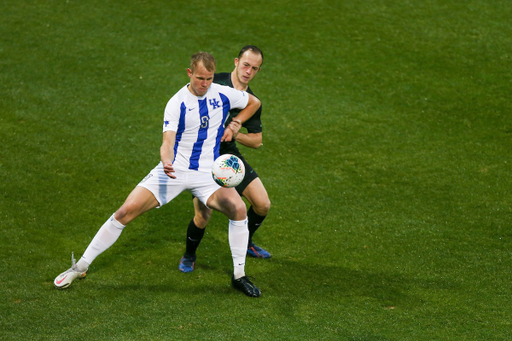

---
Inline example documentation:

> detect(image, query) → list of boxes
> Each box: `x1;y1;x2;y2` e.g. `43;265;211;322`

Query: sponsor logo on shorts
141;174;153;183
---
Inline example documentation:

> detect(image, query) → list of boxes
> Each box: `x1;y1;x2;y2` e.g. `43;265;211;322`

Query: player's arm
222;94;260;142
160;130;176;179
236;132;262;149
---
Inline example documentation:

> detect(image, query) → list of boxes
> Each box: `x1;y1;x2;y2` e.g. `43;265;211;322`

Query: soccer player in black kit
179;46;272;275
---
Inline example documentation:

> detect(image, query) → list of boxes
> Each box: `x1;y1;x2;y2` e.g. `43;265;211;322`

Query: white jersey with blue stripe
163;83;249;173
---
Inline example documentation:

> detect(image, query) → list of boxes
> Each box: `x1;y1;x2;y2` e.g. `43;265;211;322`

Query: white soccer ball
211;154;245;188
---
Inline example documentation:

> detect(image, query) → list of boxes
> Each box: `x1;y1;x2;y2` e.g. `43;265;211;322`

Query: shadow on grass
260;259;456;308
63;265;239;297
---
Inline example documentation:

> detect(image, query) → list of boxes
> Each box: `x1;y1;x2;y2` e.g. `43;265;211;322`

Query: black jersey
214;72;263;155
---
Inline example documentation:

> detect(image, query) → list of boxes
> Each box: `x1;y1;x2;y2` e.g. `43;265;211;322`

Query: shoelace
68;252;82;273
71;252;77;268
237;275;257;285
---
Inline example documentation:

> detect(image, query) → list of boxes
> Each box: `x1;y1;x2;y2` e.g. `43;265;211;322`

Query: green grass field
1;0;511;339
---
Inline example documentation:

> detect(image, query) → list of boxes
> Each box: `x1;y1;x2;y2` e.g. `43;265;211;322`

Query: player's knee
115;201;140;223
234;199;247;219
222;197;247;220
254;198;271;216
114;207;129;223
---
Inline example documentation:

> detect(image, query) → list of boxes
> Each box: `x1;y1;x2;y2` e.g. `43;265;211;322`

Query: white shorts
137;162;221;208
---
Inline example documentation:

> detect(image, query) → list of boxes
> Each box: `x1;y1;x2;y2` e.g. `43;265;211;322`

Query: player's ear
234;58;239;67
187;68;192;77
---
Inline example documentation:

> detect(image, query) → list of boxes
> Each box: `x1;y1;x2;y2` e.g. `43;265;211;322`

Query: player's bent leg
207;188;246;220
242;179;272;259
207;188;261;297
115;186;160;225
242;178;271;216
179;198;212;273
206;189;248;270
54;186;159;289
228;218;262;298
193;196;212;229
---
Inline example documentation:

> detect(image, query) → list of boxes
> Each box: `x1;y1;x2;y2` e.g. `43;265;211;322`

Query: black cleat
232;276;261;297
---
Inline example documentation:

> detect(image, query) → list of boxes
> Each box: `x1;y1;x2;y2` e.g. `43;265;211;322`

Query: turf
1;0;511;339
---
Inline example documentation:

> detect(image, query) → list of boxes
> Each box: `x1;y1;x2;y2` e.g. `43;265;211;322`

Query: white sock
77;214;125;271
229;218;249;279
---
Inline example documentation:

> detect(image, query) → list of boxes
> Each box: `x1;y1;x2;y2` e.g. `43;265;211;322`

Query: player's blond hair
190;52;216;73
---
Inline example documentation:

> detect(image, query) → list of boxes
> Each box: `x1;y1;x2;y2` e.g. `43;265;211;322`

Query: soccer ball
211;154;245;188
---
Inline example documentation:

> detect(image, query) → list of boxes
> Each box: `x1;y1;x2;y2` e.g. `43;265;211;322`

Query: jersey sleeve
223;86;249;111
163;95;182;133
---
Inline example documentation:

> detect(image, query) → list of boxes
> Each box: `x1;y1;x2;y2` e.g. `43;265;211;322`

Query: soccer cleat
232;276;261;297
54;253;87;289
178;254;196;273
247;244;271;259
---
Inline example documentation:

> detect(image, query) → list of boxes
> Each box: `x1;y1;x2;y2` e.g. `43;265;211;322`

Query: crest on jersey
209;98;220;109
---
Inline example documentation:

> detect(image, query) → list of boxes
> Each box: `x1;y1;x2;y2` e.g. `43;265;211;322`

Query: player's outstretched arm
161;130;177;179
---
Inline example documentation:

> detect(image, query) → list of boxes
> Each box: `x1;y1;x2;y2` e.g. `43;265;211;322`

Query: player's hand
163;162;176;179
221;119;241;142
221;128;234;142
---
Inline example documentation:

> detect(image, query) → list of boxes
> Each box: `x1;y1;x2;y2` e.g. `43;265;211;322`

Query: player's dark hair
190;52;216;73
238;45;264;66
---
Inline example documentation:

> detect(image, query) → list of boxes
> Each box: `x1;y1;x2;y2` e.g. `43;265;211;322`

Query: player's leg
241;177;272;258
207;188;261;297
243;177;271;217
207;188;247;270
207;187;247;220
179;197;212;273
55;162;179;289
54;187;159;289
192;196;213;228
79;186;160;269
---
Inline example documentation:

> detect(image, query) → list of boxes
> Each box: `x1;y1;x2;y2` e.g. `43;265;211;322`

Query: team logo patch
209;98;220;109
140;173;153;183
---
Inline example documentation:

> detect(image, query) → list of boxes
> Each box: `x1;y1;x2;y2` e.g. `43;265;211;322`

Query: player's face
187;62;214;97
234;51;262;87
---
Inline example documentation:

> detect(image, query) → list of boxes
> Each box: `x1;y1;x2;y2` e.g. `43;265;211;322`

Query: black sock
247;206;267;247
185;219;205;257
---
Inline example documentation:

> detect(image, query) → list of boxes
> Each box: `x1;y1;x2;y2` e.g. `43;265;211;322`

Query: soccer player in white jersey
179;46;272;274
54;52;262;297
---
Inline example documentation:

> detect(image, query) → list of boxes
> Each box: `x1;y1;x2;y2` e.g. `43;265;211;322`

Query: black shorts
234;153;258;196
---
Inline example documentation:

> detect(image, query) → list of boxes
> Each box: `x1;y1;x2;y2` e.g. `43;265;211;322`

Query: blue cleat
179;254;196;273
247;244;271;259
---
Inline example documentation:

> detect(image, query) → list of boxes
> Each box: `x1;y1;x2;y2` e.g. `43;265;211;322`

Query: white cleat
54;253;87;289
